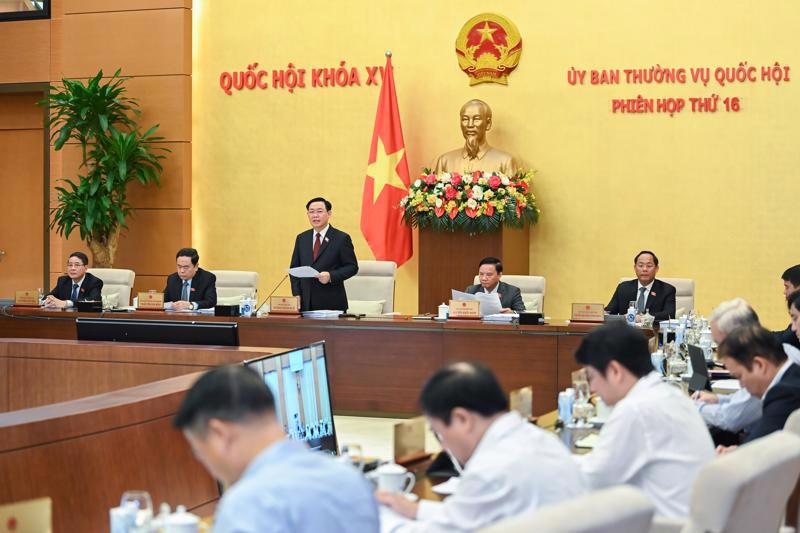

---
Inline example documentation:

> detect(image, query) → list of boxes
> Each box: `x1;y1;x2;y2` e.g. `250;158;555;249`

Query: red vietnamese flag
360;52;413;267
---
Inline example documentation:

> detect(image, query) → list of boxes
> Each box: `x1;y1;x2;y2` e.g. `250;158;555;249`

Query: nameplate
137;292;164;310
15;290;39;307
571;303;605;322
394;416;429;465
269;295;300;315
448;299;481;319
510;386;533;419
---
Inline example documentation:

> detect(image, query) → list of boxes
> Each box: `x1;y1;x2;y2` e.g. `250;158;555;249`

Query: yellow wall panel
193;0;800;328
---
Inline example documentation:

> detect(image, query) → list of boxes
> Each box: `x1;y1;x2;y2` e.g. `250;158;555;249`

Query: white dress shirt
637;280;655;311
312;224;330;250
392;412;586;532
694;344;800;432
575;372;714;518
63;275;86;309
164;277;198;310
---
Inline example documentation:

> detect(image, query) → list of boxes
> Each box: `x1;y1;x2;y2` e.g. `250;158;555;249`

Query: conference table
0;306;619;416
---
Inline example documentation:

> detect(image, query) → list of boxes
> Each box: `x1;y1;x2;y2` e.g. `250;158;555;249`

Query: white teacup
376;463;415;494
163;505;200;533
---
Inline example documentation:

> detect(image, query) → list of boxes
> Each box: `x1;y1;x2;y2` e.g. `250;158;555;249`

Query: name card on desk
448;299;480;319
269;295;300;315
137;292;164;310
15;290;40;307
571;303;605;322
394;416;429;465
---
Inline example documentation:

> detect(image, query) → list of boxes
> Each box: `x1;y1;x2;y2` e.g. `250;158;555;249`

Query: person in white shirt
573;322;714;518
377;362;586;532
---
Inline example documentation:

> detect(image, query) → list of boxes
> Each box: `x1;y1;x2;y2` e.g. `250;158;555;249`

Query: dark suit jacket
465;281;526;313
163;268;217;309
744;363;800;443
775;324;800;350
605;278;676;322
47;272;103;302
290;226;358;312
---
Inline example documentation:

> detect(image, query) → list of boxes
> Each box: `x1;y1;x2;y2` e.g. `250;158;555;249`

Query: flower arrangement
400;169;539;234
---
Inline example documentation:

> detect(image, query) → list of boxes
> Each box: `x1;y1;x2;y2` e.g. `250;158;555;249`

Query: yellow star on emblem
476;22;497;44
366;137;406;203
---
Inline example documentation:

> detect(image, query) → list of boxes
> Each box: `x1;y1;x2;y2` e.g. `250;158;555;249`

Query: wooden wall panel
60;8;191;78
113;209;191;276
132;274;170;295
0;20;50;83
125;75;191;142
0;94;43;130
63;0;190;14
0;358;6;413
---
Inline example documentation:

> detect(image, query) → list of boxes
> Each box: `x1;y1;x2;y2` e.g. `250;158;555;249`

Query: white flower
435;198;443;208
471;185;484;200
483;171;493;179
435;182;444;190
466;198;477;209
463;175;473;185
441;172;451;182
414;179;422;188
501;176;510;186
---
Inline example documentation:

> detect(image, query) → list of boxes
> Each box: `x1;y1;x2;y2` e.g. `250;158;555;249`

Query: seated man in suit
776;265;800;349
464;256;525;313
573;322;714;517
163;247;217;310
605;250;676;322
290;197;358;312
43;251;103;308
377;362;586;531
716;317;800;454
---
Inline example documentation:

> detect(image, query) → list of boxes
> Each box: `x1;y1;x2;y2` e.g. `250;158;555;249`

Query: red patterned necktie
312;233;321;261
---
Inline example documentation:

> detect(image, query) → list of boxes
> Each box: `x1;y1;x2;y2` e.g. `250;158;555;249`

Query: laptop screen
243;341;337;453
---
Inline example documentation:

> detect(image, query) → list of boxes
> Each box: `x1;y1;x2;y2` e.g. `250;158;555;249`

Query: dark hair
68;251;89;266
419;362;508;424
176;247;199;266
575;322;654;378
634;250;659;266
783;265;800;288
306;197;332;211
718;323;786;371
788;290;800;312
478;256;503;274
173;365;275;434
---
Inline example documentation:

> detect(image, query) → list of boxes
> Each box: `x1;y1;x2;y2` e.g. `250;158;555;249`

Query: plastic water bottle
626;302;637;326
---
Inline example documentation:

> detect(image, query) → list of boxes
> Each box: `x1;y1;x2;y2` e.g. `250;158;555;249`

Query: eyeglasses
176;264;194;270
66;262;85;268
307;209;327;215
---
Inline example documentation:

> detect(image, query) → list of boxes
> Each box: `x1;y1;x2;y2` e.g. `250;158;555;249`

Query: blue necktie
181;281;190;301
71;283;79;303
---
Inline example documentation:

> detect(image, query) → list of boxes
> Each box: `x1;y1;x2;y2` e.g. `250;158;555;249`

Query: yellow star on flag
476;22;497;44
366;137;406;203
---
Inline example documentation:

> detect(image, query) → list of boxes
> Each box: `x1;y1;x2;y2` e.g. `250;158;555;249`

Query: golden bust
433;99;518;175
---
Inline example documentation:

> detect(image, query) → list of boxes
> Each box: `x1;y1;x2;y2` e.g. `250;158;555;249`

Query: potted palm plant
41;69;168;267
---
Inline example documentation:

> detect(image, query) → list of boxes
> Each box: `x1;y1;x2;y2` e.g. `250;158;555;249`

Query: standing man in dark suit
290;197;358;312
716;320;800;453
776;265;800;349
605;250;676;322
44;251;103;308
464;256;525;313
164;247;217;310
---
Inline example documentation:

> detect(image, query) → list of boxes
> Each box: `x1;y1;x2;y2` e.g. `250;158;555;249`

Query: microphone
256;274;289;313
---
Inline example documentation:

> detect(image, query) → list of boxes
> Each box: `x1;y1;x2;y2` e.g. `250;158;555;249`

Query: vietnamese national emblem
455;13;522;85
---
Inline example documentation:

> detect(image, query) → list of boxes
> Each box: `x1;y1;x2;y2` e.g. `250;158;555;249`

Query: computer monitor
243;341;337;453
75;317;239;346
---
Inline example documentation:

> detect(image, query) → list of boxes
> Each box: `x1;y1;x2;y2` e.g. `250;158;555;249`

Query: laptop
243;341;338;454
688;344;712;393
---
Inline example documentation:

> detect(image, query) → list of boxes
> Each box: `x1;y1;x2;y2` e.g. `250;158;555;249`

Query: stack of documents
483;313;518;323
301;310;343;319
450;289;502;316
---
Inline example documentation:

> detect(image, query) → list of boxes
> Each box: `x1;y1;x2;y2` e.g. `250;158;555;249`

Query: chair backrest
681;431;800;533
0;497;52;533
472;274;546;313
212;271;259;303
620;277;695;316
785;407;800;435
479;485;654;533
87;268;135;307
344;260;396;313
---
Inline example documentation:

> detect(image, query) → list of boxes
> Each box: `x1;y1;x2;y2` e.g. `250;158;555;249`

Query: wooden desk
0;307;611;416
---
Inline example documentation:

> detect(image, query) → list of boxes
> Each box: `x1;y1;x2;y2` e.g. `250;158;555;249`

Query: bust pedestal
417;226;530;314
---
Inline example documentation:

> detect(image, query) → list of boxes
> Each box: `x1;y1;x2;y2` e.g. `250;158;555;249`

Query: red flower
516;205;522;218
449;207;458;219
465;207;477;218
424;173;437;185
466;188;473;199
484;204;495;216
435;206;446;217
518;181;529;193
451;174;462;187
445;186;457;200
488;175;501;189
472;171;482;181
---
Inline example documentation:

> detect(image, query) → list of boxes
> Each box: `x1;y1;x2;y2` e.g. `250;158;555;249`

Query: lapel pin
324;237;329;243
651;291;656;296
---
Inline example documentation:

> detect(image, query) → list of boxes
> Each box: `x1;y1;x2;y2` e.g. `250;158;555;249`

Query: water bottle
565;388;575;424
437;303;449;320
558;391;569;422
626;301;636;326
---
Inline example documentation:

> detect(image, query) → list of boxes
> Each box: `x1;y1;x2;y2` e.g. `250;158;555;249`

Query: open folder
451;289;503;316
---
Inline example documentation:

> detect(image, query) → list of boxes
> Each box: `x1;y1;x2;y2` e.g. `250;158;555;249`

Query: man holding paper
289;197;359;312
464;257;525;313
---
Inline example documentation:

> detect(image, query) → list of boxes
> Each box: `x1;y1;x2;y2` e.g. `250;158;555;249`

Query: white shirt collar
622;371;662;403
72;275;86;287
482;282;500;295
314;224;330;242
466;412;521;468
764;359;793;398
637;279;655;293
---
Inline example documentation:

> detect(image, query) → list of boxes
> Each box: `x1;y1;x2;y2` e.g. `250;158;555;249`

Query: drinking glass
120;491;153;529
339;443;365;472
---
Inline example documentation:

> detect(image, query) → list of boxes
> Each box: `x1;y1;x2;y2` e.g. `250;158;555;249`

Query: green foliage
40;69;168;245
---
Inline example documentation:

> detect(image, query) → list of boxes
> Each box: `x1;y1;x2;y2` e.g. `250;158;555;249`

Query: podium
418;226;530;314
